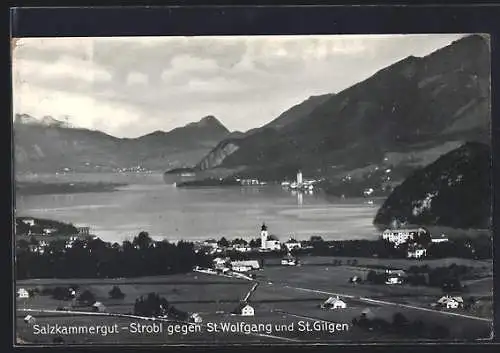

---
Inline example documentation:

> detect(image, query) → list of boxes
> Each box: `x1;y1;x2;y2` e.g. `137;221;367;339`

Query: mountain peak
186;115;229;133
14;113;68;127
198;115;224;127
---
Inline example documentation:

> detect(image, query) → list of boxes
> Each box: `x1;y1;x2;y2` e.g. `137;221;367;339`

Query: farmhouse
385;274;403;285
233;244;252;252
92;302;106;312
281;254;298;266
232;303;255;316
407;243;427;259
203;239;219;249
232;265;252;272
349;275;361;284
431;234;449;243
42;228;58;235
17;288;30;298
189;313;203;323
213;257;230;269
22;218;36;227
437;295;464;309
321;296;347;309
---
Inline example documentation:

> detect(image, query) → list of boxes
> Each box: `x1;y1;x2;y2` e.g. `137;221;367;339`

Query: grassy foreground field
15;257;493;344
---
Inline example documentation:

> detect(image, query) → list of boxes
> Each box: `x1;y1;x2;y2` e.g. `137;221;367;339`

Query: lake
15;173;382;244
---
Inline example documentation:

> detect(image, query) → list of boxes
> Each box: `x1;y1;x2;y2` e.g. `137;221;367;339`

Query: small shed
189;313;203;323
24;315;36;325
92;301;106;312
361;308;375;320
17;288;30;299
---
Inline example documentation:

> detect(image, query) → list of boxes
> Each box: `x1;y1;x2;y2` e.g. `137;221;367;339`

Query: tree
392;312;408;328
109;286;125;299
134;292;171;317
249;238;261;248
78;290;96;305
310;236;324;243
52;287;72;301
133;231;152;250
232;238;248;245
217;237;230;247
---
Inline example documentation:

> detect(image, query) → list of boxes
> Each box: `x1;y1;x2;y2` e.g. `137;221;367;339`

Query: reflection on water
16;183;381;244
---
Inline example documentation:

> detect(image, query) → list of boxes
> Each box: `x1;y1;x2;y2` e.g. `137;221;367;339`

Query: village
14;210;492;343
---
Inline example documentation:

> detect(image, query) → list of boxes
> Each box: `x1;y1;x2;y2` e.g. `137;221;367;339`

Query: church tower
260;223;268;249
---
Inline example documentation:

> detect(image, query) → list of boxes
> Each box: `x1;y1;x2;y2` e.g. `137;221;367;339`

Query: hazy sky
12;34;466;138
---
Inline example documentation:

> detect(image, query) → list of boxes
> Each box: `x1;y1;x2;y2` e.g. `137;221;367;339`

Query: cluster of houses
381;227;449;259
16;218;58;236
194;223;304;255
281;171;317;191
18;234;93;255
236;178;266;186
212;257;261;273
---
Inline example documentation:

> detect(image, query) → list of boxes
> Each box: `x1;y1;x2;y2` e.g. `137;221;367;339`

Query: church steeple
261;223;267;231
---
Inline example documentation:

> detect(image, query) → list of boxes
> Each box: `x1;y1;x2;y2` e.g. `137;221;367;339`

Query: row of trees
216;237;261;248
134;292;188;321
352;312;451;339
16;232;212;279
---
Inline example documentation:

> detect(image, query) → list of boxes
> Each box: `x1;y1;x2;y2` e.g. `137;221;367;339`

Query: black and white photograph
12;33;492;345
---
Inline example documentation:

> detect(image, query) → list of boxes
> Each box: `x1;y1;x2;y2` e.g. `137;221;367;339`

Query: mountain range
14;34;490;188
185;34;490;187
14;115;230;173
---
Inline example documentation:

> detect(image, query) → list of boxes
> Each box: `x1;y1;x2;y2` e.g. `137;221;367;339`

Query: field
15;257;493;345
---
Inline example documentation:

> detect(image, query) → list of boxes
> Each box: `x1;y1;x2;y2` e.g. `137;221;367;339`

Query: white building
231;260;260;270
43;228;58;235
321;296;347;309
232;303;255;316
232;265;252;272
437;295;464;309
203;239;219;249
382;228;428;247
407;248;427;259
92;301;106;312
189;313;203;323
233;244;252;253
385;274;403;285
296;170;303;185
17;288;29;298
260;223;281;251
24;315;36;325
22;218;36;227
281;255;298;266
213;257;230;269
431;235;449;243
284;238;302;251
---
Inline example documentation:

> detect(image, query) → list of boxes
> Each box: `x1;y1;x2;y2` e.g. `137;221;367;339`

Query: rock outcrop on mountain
373;142;491;229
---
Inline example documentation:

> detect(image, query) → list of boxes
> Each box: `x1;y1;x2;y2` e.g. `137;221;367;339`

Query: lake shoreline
16;181;128;196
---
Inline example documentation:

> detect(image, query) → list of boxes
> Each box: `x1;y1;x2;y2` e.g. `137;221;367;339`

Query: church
260;223;281;251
